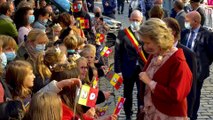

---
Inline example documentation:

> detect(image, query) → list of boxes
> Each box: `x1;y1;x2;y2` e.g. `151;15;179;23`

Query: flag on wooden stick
105;71;123;90
113;97;125;115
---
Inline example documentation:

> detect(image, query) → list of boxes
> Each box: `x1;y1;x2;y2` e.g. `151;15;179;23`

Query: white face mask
0;53;7;69
130;21;141;31
184;22;192;29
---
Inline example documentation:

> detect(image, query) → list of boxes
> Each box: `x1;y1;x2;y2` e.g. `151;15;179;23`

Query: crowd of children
0;0;115;119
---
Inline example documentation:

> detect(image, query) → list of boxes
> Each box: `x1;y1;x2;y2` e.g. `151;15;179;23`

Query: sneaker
118;11;120;14
121;12;123;14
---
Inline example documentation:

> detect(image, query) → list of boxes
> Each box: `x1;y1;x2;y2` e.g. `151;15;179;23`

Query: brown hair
163;17;181;41
0;35;18;51
6;60;33;99
24;92;62;120
50;65;84;120
149;5;164;19
58;12;72;26
0;0;13;15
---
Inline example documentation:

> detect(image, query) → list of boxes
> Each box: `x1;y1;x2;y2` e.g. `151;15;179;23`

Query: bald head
186;11;201;23
185;11;201;29
130;10;143;22
154;0;163;4
93;6;101;13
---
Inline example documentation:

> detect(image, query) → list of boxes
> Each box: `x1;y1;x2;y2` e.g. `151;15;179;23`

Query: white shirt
18;26;31;45
186;26;200;50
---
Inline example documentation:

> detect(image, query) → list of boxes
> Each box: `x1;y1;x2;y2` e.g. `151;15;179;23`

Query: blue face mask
28;15;35;24
35;44;46;52
5;51;16;61
77;4;82;11
0;53;7;69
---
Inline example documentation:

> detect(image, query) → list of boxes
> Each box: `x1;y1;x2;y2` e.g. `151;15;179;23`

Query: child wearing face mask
0;35;18;63
16;29;49;73
1;60;81;119
0;38;7;69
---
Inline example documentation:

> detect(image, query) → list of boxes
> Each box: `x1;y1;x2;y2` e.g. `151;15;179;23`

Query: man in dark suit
190;0;206;26
181;11;213;120
173;0;187;30
163;17;197;119
114;10;147;120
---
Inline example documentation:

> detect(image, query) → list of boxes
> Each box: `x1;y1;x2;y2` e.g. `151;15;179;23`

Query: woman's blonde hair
6;60;33;99
138;18;174;52
25;92;62;120
0;35;18;51
27;29;49;43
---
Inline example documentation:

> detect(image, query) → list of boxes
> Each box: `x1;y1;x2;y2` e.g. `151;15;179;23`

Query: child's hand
85;107;96;118
110;114;118;120
103;91;111;100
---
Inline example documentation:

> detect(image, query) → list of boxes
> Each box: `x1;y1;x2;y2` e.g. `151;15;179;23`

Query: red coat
62;103;93;120
143;48;192;116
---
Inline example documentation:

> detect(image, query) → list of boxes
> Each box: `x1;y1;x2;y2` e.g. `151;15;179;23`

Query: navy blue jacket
181;27;213;82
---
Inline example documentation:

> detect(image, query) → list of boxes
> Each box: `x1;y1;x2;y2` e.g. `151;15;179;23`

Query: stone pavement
95;1;213;120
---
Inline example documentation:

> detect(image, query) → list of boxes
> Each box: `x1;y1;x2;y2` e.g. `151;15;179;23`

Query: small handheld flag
113;97;125;115
100;46;112;57
105;71;123;90
96;33;105;43
96;101;112;116
92;77;99;88
78;85;99;107
76;17;90;29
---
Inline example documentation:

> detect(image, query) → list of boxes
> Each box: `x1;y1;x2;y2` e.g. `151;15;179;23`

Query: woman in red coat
138;18;192;120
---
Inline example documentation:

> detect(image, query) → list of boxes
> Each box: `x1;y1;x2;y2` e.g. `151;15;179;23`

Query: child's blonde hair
63;35;78;50
6;60;33;99
80;44;96;57
25;92;62;120
36;47;65;81
76;57;90;85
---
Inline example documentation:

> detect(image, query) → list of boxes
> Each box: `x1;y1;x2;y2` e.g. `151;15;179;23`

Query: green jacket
0;15;18;39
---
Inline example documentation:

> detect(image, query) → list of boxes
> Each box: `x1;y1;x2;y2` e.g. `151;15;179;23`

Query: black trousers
117;0;124;13
191;80;204;120
123;66;141;117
